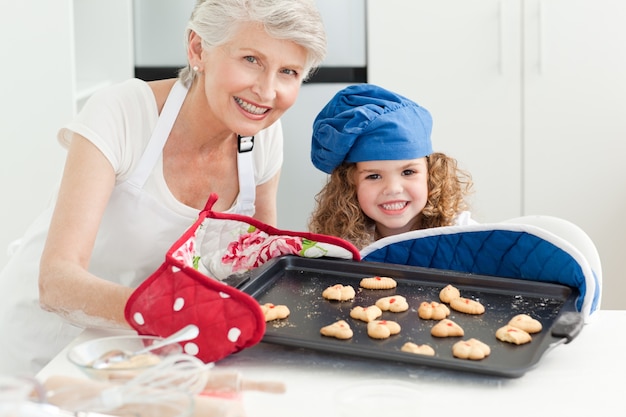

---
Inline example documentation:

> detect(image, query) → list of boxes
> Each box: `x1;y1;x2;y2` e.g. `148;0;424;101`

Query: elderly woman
0;0;326;375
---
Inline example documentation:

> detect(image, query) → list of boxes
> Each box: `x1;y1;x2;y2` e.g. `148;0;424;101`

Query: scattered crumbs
305;311;322;319
271;320;295;329
301;287;317;296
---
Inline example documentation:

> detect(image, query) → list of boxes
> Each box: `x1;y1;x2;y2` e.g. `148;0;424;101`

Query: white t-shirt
58;78;283;217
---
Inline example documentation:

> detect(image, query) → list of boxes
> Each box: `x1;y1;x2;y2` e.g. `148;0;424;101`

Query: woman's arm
39;134;133;329
252;169;281;227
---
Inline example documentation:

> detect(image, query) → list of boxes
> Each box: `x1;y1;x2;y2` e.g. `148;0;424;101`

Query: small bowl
67;334;183;382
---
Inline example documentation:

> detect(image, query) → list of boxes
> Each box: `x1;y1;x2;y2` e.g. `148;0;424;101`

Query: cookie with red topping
375;295;409;312
417;301;450;320
508;314;542;333
431;319;464;337
360;276;397;290
452;338;491;360
450;297;485;315
320;320;353;340
322;284;356;301
439;284;461;303
350;305;383;322
496;324;532;345
260;303;290;322
367;320;401;339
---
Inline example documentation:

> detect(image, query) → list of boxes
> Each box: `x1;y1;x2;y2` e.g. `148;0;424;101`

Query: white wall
0;1;71;269
0;1;133;270
277;84;353;232
133;0;196;66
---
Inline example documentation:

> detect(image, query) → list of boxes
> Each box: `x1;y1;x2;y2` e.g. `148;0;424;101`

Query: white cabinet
0;0;133;268
368;0;524;223
367;0;626;309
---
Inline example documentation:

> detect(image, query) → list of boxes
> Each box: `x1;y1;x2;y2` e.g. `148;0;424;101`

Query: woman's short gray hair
178;0;327;86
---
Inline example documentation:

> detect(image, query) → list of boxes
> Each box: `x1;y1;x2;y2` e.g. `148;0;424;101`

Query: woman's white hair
178;0;327;86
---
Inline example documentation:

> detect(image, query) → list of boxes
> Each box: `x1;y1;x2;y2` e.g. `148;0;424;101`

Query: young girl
308;84;474;249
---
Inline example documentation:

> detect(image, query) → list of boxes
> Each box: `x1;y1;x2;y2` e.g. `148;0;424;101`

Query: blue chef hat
311;84;433;174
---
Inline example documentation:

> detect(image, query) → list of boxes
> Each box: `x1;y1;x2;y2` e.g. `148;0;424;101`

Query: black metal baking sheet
238;255;582;378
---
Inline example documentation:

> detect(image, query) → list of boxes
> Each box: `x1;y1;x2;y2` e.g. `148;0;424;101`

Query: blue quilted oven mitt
360;219;601;322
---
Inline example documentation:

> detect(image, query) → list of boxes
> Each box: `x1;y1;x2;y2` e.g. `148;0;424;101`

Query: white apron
0;80;256;375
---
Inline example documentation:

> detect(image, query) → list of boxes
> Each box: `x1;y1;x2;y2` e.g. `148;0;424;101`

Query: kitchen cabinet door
368;0;626;309
522;0;626;309
367;0;523;223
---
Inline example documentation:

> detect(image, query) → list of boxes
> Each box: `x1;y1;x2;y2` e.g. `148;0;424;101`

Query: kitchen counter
37;310;625;417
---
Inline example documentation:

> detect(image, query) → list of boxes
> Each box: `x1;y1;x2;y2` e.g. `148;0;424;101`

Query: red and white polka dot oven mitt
125;193;360;363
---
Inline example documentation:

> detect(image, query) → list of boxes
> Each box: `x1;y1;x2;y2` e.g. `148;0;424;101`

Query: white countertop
37;310;626;417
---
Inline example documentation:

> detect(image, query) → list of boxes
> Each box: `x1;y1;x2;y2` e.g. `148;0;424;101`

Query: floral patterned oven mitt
125;193;360;364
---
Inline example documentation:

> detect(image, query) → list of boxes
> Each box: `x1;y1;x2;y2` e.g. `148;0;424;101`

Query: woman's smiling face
198;22;308;137
354;157;429;238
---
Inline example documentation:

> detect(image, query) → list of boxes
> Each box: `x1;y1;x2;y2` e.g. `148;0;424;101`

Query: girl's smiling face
354;157;429;238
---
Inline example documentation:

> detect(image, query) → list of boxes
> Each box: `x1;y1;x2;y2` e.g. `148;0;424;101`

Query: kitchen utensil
69;336;183;381
91;325;199;370
45;375;194;417
130;353;286;395
128;353;212;395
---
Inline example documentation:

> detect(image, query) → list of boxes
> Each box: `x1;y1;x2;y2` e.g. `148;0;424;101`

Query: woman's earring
192;66;199;72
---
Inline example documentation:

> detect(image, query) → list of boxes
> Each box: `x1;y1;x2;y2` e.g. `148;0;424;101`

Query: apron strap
127;81;188;189
236;151;256;214
127;79;256;214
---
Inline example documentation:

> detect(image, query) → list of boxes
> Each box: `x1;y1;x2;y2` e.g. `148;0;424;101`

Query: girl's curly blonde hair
307;152;473;249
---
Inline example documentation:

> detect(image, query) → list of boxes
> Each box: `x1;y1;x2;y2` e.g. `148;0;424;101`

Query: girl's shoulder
454;211;478;226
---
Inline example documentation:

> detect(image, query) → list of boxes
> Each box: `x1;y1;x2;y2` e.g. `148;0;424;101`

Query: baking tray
235;255;583;378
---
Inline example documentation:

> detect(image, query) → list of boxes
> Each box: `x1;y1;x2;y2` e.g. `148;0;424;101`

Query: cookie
452;338;491;360
401;342;435;356
367;320;401;339
360;276;397;290
417;301;450;320
350;305;383;322
431;319;464;337
450;297;485;315
260;303;290;322
375;295;409;313
439;284;460;303
496;324;532;345
320;320;353;340
322;284;356;301
508;314;542;333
